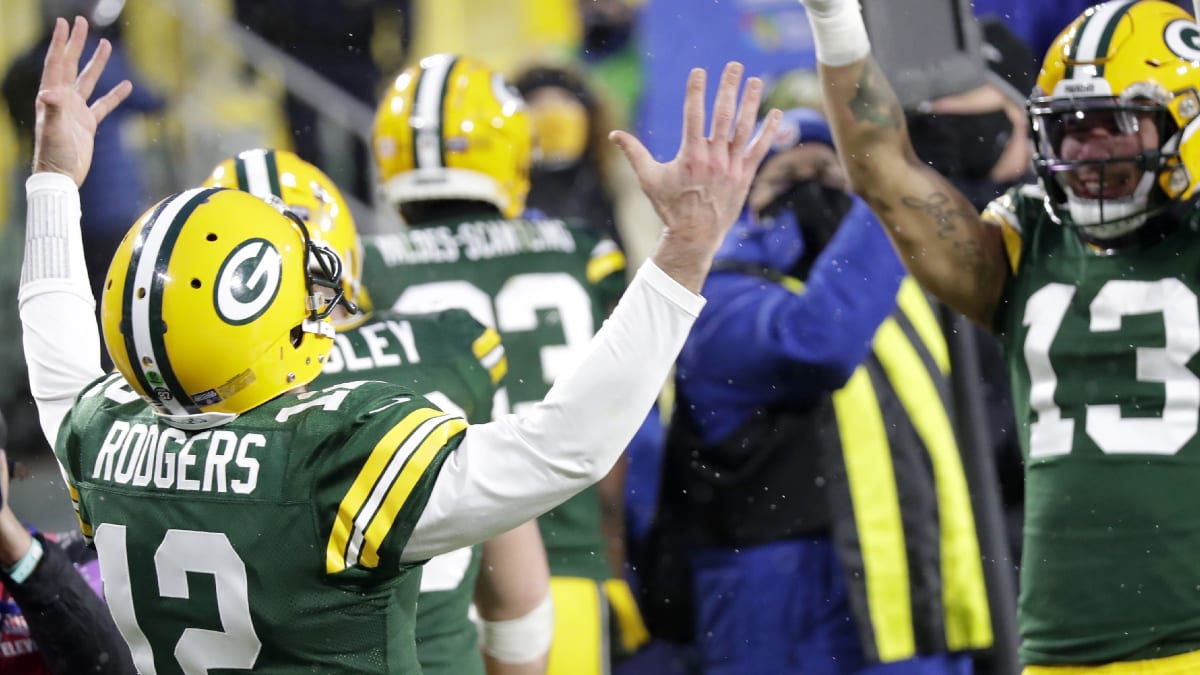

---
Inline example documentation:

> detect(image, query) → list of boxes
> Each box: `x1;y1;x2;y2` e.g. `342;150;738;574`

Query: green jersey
362;216;626;580
318;309;503;425
55;373;467;674
989;185;1200;665
315;308;501;675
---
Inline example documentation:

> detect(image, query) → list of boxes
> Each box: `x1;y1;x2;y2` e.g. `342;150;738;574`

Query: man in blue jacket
640;109;991;675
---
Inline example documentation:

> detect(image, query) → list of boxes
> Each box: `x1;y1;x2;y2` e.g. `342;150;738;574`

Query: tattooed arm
816;57;1009;326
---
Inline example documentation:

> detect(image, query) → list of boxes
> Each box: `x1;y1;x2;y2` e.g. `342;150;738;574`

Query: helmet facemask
205;148;372;322
280;208;359;332
1030;93;1178;242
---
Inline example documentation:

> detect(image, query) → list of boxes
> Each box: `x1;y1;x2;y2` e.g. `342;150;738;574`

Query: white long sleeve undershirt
18;173;104;447
19;174;703;561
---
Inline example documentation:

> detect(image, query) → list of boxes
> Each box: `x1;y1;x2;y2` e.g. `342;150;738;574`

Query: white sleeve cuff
19;172;87;298
26;171;78;193
637;258;707;317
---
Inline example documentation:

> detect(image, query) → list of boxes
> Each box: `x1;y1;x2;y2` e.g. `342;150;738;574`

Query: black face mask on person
757;180;854;279
906;110;1013;180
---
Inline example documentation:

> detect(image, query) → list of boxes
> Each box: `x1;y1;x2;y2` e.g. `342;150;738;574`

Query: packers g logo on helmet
101;188;342;430
372;53;534;219
204;148;372;319
214;238;283;325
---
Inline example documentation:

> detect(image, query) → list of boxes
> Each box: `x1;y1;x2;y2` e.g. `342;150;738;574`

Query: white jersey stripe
1072;0;1137;65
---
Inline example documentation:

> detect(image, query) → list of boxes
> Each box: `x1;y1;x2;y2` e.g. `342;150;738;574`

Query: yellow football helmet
373;53;534;219
204;148;372;316
101;188;346;429
1031;0;1200;239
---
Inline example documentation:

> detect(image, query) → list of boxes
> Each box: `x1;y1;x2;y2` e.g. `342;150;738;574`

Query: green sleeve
309;381;467;583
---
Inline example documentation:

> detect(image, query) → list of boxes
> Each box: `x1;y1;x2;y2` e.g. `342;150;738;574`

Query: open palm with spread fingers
610;62;781;292
33;16;133;187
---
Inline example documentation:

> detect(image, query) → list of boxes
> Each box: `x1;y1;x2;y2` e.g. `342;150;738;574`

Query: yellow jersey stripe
66;484;93;537
605;578;651;653
472;328;502;360
999;220;1023;274
832;363;915;661
895;277;951;374
488;355;509;385
359;416;468;568
347;413;456;568
587;249;627;284
548;577;605;675
326;407;445;574
473;328;507;384
1022;648;1200;675
875;320;993;651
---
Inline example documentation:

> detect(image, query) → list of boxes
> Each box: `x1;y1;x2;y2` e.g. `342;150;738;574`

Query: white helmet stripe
128;188;212;416
1072;0;1138;67
242;149;275;197
413;55;457;169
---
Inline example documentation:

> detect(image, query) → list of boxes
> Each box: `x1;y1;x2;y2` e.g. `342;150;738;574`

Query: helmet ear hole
290;325;303;348
190;279;202;289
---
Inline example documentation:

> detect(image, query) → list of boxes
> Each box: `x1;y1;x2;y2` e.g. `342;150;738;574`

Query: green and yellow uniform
56;373;467;674
315;308;504;675
988;185;1200;666
362;215;643;671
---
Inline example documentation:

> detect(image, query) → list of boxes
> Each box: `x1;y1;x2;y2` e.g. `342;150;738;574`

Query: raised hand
610;62;780;293
32;16;133;187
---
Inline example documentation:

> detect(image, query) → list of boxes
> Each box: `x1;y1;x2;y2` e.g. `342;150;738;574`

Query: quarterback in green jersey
803;0;1200;670
203;147;550;675
19;21;780;675
369;54;648;672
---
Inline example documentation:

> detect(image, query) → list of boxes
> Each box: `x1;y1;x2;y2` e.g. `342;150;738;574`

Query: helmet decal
122;187;219;417
1164;19;1200;61
214;238;283;325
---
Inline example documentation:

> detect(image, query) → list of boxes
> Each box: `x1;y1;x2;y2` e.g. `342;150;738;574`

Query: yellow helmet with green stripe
101;189;346;429
1031;0;1200;240
372;54;534;219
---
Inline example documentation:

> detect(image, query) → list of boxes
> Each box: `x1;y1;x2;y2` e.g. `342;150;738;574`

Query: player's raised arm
404;63;782;560
800;0;1009;325
19;17;132;445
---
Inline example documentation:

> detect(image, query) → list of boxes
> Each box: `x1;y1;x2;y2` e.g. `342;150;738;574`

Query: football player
19;16;780;674
366;54;645;673
204;148;552;675
801;0;1200;670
